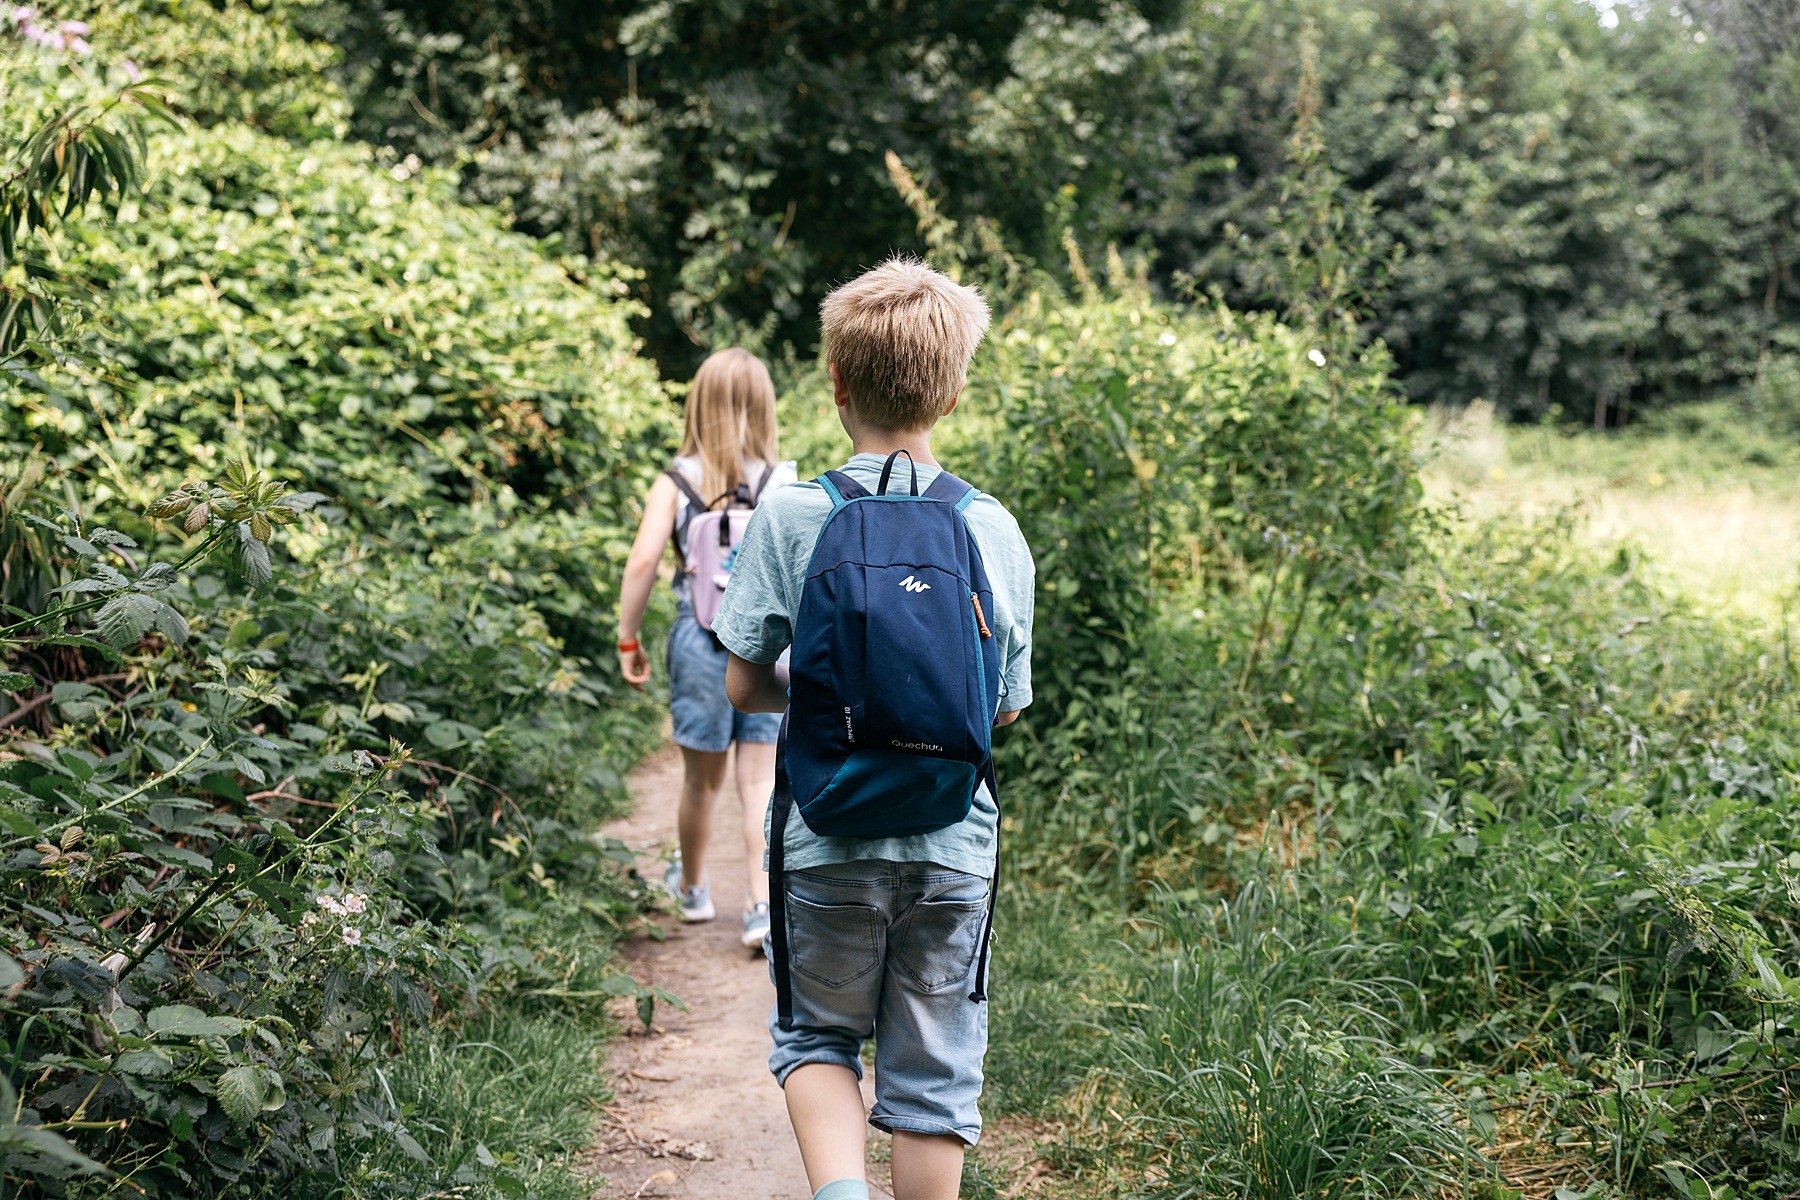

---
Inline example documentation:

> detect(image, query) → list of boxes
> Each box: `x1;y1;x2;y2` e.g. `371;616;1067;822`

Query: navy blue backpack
769;450;1003;1030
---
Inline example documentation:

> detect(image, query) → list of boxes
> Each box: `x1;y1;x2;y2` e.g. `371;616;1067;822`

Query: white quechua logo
898;575;931;593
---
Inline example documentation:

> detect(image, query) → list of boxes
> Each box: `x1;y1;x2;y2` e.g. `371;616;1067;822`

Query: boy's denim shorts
767;860;991;1145
667;607;782;753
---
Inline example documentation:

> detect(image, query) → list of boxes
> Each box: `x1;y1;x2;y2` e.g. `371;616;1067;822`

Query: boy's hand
995;709;1022;728
619;644;650;689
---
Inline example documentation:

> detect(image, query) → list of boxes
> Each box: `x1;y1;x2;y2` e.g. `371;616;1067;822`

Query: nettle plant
0;464;458;1195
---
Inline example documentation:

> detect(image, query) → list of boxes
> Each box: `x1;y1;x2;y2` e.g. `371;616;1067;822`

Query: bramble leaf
148;1005;245;1038
216;1065;264;1129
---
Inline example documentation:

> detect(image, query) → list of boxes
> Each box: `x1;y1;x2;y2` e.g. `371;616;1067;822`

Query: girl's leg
676;746;730;891
732;740;777;905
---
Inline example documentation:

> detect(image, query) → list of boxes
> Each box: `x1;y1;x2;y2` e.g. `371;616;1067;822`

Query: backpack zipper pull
971;593;991;638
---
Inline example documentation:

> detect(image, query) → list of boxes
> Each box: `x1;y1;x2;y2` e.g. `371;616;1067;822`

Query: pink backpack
669;463;777;632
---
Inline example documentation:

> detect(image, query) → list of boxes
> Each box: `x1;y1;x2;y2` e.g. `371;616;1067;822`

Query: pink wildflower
121;58;140;83
315;894;346;916
341;926;362;947
343;893;368;914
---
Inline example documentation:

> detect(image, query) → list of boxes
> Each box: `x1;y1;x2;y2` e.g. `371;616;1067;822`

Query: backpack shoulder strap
819;470;870;508
923;469;979;511
749;462;778;504
666;468;708;511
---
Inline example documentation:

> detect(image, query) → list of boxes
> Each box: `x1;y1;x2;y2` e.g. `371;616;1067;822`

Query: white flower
1307;348;1327;367
302;912;319;926
1158;331;1177;346
342;893;368;914
315;894;346;916
341;926;362;947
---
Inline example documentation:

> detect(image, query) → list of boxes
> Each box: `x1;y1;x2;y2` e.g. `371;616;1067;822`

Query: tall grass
985;502;1798;1196
323;1010;612;1200
1119;882;1475;1200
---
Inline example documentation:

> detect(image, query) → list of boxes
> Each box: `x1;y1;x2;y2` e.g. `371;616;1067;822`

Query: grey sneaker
663;859;715;922
741;901;771;952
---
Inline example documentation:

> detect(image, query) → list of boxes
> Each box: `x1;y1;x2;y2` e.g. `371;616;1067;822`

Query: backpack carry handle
876;449;919;497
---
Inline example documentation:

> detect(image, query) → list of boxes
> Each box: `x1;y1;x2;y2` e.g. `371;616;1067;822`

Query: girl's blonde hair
679;347;779;501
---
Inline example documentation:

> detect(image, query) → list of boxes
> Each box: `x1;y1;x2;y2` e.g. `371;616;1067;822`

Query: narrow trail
582;747;891;1200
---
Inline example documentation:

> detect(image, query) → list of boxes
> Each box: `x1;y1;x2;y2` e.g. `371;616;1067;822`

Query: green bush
973;277;1420;851
2;5;677;1195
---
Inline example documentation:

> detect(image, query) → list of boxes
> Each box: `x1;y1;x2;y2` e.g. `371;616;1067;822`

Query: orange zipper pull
972;593;991;638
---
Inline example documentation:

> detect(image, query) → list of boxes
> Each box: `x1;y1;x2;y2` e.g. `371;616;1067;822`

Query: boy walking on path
716;258;1034;1200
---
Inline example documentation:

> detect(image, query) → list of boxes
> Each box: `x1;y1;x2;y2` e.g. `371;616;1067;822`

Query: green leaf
600;973;639;998
0;952;23;992
114;1048;175;1077
0;671;32;692
198;772;245;804
0;1122;110;1175
147;1004;245;1038
93;593;158;648
235;526;272;589
0;806;41;838
423;720;465;749
392;1126;430;1164
216;1065;264;1130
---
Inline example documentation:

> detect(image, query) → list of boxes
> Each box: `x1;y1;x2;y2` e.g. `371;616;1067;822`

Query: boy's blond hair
821;257;990;431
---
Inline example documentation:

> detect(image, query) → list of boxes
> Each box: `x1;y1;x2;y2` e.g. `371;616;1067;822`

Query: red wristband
617;639;640;653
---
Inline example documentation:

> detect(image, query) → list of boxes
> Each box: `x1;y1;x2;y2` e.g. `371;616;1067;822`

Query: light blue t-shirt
712;453;1036;879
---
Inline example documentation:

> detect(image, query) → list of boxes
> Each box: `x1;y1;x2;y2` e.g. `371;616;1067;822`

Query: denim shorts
667;607;782;753
767;861;991;1145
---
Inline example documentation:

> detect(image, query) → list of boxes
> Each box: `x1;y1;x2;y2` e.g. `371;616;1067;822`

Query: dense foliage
311;0;1798;418
952;245;1800;1200
3;7;676;1196
6;2;1796;1198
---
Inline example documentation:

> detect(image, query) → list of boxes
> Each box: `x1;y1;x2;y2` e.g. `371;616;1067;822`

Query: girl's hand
619;643;650;688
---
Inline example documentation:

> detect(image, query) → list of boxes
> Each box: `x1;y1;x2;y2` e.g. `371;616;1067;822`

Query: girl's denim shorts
667;607;782;753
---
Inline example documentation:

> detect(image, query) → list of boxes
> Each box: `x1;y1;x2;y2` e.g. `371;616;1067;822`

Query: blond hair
678;348;779;501
821;257;991;431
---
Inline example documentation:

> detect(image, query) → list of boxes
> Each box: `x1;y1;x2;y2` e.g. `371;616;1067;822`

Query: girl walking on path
616;348;796;951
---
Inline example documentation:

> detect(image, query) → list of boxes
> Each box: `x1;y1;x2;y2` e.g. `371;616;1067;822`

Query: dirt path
583;747;888;1200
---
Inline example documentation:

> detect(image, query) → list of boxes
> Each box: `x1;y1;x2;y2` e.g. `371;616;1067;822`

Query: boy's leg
870;865;990;1200
783;1063;868;1190
732;740;776;904
676;746;729;891
768;864;892;1193
890;1131;964;1200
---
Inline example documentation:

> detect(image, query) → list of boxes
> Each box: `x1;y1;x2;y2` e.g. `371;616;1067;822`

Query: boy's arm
726;652;790;714
996;709;1021;727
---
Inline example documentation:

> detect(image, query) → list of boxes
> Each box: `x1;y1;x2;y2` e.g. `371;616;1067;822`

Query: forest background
1;1;1797;1199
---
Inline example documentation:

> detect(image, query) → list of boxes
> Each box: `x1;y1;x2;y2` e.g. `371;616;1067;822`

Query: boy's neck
849;427;937;467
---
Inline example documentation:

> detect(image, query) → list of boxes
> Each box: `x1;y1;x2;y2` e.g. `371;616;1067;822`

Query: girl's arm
617;474;681;688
